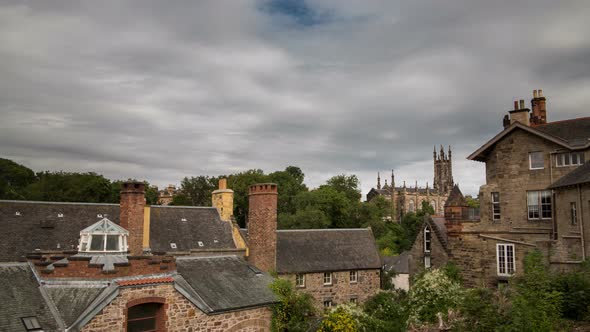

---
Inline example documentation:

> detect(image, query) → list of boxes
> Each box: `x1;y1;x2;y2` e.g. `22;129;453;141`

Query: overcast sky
1;0;589;198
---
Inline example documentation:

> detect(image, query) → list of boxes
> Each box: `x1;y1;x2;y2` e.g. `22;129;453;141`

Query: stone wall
81;284;272;332
553;183;590;261
408;223;449;279
281;269;380;310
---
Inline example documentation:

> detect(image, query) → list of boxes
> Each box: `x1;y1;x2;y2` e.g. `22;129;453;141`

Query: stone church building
409;90;590;287
366;146;454;219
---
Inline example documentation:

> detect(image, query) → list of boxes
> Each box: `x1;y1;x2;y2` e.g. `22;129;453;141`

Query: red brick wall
120;182;145;256
248;184;278;272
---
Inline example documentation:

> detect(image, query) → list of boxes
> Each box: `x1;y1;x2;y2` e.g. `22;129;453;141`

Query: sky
1;0;590;198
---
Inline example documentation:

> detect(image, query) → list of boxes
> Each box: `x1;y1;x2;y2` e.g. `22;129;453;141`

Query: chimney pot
514;100;519;110
538;89;543;97
519;99;525;109
219;178;227;190
533;90;538;98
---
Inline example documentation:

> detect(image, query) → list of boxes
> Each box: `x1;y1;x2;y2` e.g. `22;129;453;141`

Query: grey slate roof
276;228;382;273
175;256;277;313
44;285;104;327
429;216;449;251
549;162;590;189
0;201;235;262
445;185;467;207
0;263;59;332
149;206;235;253
382;251;409;274
534;117;590;147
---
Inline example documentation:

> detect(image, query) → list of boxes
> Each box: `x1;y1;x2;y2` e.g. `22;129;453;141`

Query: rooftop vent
170;243;177;249
21;316;41;331
57;213;64;218
97;214;103;218
181;218;187;222
198;241;204;247
15;211;21;216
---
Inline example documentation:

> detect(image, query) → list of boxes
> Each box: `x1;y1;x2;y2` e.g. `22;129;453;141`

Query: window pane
128;303;159;320
507;245;515;274
527;191;540;219
127;318;156;332
572;153;578;165
529;152;544;169
580;153;585;164
90;235;104;251
498;245;506;274
541;191;552;219
556;154;563;166
106;235;119;251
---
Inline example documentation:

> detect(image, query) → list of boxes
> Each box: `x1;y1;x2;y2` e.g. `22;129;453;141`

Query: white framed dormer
496;244;515;277
78;218;129;253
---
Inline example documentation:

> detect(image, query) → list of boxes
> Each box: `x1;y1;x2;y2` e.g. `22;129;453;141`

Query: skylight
78;218;129;253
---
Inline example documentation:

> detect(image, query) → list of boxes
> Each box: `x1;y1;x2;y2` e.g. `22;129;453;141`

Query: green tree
278;207;330;229
227;169;270;227
178;175;218;206
465;195;480;209
361;291;409;332
0;158;36;199
269;166;308;216
293;186;351;228
323;174;361;203
269;278;316;332
24;172;113;203
318;304;359;332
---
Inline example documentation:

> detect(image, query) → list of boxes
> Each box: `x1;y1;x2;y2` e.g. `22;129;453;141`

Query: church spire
448;145;452;160
377;172;381;189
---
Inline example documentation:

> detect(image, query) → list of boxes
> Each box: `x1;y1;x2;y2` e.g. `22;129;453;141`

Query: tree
269;166;308;216
278;207;330;229
318;304;360;332
269;278;316;332
227;169;270;227
24;171;113;203
178;175;218;206
293;186;351;228
361;291;409;332
0;158;36;199
323;174;361;203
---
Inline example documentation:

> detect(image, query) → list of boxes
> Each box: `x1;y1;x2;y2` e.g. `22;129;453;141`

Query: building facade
367;147;454;220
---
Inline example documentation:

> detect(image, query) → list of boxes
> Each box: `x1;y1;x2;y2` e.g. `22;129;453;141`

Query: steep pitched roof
428;216;449;251
445;185;468;207
0;201;236;262
0;263;60;332
276;228;382;273
43;285;104;327
175;256;277;313
468;118;590;162
549;162;590;189
382;251;409;274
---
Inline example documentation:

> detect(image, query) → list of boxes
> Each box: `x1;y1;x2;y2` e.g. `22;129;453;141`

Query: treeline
0;158;430;255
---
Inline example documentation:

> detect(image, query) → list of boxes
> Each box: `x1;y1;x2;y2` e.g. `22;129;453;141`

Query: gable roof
0;201;236;262
175;256;277;313
382;251;409;274
43;285;104;327
468;118;590;162
0;263;60;332
549;162;590;189
276;228;382;273
427;216;449;251
445;185;467;207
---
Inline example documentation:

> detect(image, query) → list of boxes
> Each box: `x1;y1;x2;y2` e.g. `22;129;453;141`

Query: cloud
1;0;589;198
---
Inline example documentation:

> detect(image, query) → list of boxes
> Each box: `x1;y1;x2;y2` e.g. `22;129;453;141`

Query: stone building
0;182;275;332
408;90;590;287
366;147;454;220
157;184;178;205
240;183;382;310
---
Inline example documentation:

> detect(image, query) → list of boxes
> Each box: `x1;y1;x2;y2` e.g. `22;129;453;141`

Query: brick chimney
120;181;146;256
247;183;277;272
508;99;530;126
530;89;547;125
212;178;234;221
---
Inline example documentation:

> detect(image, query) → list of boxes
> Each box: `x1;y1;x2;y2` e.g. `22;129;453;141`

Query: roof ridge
533;116;590;127
151;205;216;209
276;228;370;232
0;200;118;206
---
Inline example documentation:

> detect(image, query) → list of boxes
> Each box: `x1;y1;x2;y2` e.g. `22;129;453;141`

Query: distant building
366;147;454;219
157;184;178;205
382;251;410;291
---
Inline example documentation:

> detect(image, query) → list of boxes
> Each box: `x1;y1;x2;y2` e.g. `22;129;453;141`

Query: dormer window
78;218;129;253
424;226;432;253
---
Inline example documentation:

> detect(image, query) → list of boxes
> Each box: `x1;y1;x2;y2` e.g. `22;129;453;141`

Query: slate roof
382;251;409;274
368;187;443;197
469;118;590;162
549;162;590;189
175;256;277;313
429;216;449;250
276;228;382;273
149;206;235;253
0;201;236;262
0;263;59;332
44;285;104;327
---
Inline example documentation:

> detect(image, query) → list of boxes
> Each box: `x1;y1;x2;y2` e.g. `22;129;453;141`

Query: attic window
78;218;128;253
170;243;177;249
21;317;42;331
198;241;204;247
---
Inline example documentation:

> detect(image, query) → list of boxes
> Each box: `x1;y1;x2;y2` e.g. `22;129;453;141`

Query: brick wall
81;284;272;332
281;269;380;310
120;182;146;256
247;184;277;272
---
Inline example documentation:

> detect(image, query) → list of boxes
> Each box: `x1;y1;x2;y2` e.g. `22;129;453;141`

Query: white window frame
492;192;501;221
424;256;431;268
424;226;431;253
529;151;544;170
497;244;515;276
295;274;305;288
556;152;585;167
323;272;332;286
527;190;552;220
323;300;333;308
571;202;578;225
349;270;358;283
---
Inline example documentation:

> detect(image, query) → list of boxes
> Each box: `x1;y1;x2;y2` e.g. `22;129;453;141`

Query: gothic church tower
433;145;454;194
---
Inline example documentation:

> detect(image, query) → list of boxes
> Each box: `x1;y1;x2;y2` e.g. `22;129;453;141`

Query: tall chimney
212;178;234;221
530;88;547;125
247;183;278;272
120;181;146;256
509;99;530;126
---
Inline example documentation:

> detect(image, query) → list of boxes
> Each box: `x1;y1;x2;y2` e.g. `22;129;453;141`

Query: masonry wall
553;183;590;261
408;224;448;279
281;269;380;310
81;284;272;332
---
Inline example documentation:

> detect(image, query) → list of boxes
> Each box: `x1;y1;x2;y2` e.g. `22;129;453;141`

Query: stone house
367;147;454;220
382;251;410;291
239;183;382;310
408;90;590;287
0;181;276;332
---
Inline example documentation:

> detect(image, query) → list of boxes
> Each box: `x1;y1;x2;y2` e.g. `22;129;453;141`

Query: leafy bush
318;304;359;332
269;278;316;332
454;287;510;332
361;291;409;332
551;264;590;321
407;268;464;325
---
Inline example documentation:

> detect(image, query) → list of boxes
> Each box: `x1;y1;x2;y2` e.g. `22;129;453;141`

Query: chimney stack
508;98;530;126
247;183;278;272
212;178;234;221
120;181;146;256
530;88;547;126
